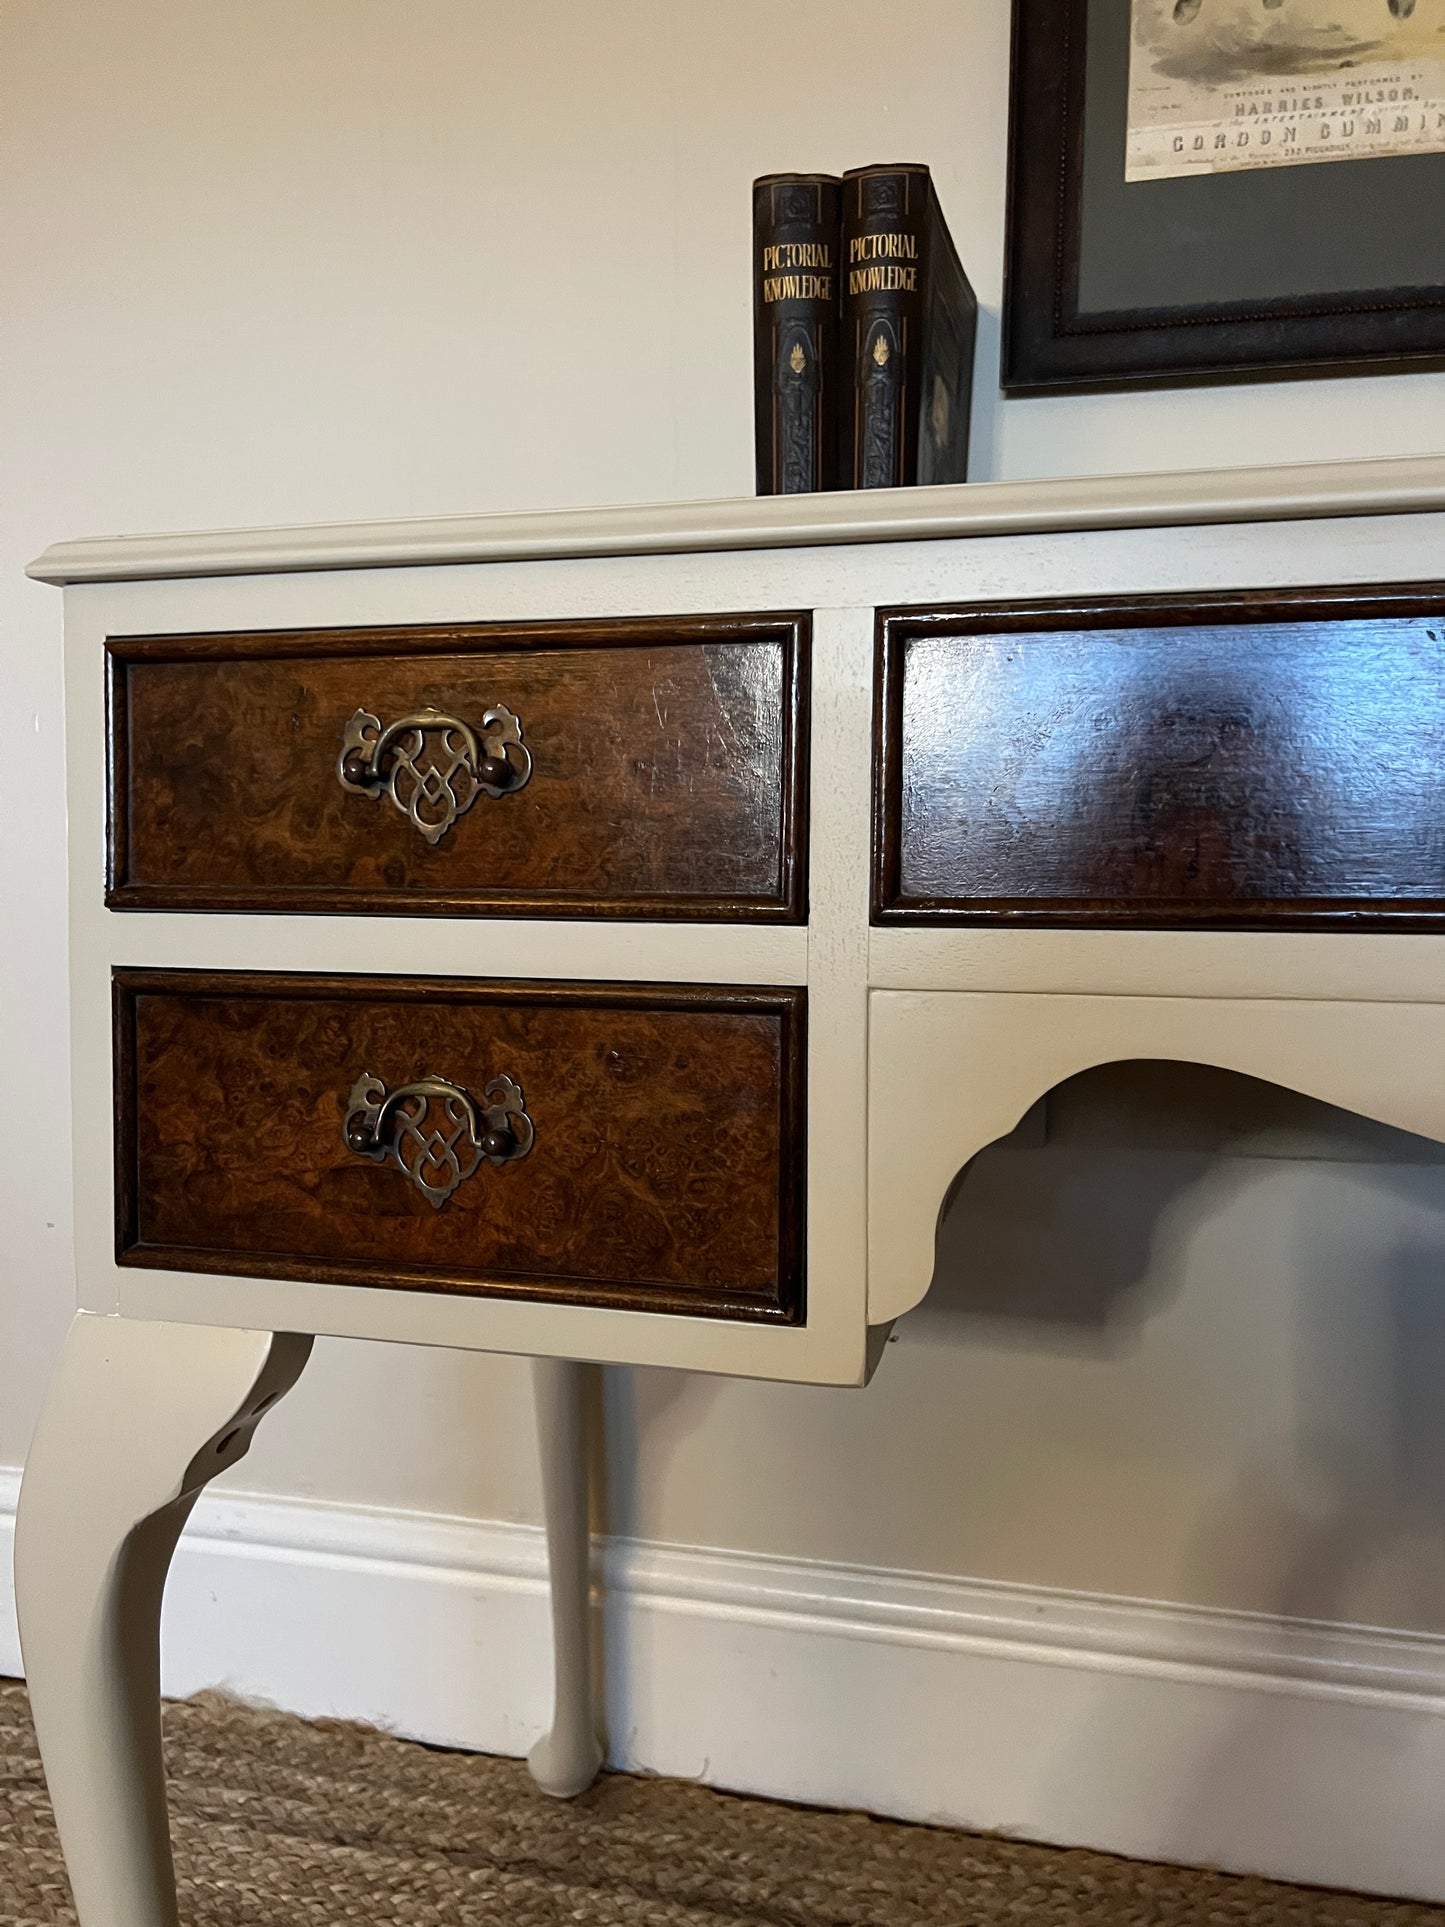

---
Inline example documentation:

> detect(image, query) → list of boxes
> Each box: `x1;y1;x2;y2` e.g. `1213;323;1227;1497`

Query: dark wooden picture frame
1002;0;1445;391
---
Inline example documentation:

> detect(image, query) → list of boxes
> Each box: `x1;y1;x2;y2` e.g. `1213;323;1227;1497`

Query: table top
27;453;1445;585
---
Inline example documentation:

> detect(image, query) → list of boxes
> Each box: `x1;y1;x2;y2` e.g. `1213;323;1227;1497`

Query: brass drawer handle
337;706;532;845
343;1072;533;1209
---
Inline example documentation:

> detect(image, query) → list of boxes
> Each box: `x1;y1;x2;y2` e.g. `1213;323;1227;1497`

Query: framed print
1002;0;1445;390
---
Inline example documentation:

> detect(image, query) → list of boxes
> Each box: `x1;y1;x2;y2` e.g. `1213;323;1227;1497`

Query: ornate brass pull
337;705;532;845
343;1072;533;1209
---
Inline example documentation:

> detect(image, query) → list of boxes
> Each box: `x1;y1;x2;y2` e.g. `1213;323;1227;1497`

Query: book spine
753;174;843;495
842;165;931;489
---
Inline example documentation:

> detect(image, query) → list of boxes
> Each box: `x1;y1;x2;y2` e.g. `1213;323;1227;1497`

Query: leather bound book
753;172;844;495
842;164;977;489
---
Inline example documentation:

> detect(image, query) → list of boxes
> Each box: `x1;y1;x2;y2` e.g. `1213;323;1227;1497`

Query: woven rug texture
0;1679;1438;1925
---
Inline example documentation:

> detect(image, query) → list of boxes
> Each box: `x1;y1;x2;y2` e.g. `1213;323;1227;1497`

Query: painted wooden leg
527;1355;603;1797
14;1312;313;1927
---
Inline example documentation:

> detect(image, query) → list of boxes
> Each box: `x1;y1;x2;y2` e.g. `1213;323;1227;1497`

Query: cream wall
4;0;1445;1631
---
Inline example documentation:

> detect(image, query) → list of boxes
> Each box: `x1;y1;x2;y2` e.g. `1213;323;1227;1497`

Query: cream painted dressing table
21;455;1445;1926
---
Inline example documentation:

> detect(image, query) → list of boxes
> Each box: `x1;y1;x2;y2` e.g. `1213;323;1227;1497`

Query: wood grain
874;586;1445;929
114;971;806;1323
108;616;809;920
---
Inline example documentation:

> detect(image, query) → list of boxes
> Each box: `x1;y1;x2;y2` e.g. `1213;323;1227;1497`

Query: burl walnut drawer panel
874;586;1445;930
114;971;805;1322
107;615;808;919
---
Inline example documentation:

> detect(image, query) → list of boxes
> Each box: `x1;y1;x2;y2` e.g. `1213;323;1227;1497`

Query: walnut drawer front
873;586;1445;931
114;971;806;1323
107;615;809;920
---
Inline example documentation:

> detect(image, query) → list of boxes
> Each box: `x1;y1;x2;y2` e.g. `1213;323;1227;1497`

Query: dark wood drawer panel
114;971;806;1322
108;615;808;920
874;587;1445;930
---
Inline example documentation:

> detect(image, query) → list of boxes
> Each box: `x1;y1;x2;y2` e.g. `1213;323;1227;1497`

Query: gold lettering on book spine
762;273;834;303
848;230;919;264
762;240;834;272
849;264;917;294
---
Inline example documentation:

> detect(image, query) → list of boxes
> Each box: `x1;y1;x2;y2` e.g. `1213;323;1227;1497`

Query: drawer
113;971;806;1322
107;615;808;920
873;585;1445;930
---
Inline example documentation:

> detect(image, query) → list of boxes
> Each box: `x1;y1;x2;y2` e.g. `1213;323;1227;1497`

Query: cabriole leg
527;1354;603;1797
14;1312;313;1927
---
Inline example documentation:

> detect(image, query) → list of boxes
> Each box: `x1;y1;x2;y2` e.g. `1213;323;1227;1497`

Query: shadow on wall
923;1061;1445;1859
586;1357;731;1763
924;1059;1445;1338
922;1062;1445;1619
1135;1218;1445;1849
1025;1191;1445;1871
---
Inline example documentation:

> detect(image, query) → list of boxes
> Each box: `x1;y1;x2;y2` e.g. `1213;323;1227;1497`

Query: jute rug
0;1679;1438;1925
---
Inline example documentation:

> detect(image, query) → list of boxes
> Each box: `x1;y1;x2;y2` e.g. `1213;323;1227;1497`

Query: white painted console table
21;454;1445;1925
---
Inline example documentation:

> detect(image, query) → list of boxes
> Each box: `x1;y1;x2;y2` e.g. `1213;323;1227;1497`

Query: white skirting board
0;1465;1441;1903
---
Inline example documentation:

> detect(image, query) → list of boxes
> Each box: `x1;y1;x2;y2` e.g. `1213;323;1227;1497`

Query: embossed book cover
752;172;844;494
841;164;977;489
